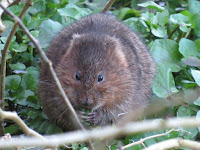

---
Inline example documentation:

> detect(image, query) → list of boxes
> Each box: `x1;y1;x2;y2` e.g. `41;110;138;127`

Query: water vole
39;13;155;130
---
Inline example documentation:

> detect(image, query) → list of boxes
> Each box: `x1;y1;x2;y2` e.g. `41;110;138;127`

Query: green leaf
194;96;200;106
196;110;200;132
33;0;46;12
9;63;26;70
27;96;40;109
192;14;200;37
123;17;147;33
179;38;200;58
27;19;43;30
151;26;167;38
117;7;131;20
5;75;21;91
157;9;169;26
8;3;24;16
57;3;91;20
195;38;200;50
170;13;190;25
183;88;200;104
12;43;27;52
182;56;200;67
46;123;62;134
15;90;35;106
169;13;191;32
150;39;182;72
177;106;193;117
181;10;192;22
12;85;26;101
23;30;39;43
181;128;198;139
152;64;178;98
141;12;154;23
80;148;89;150
138;1;164;12
188;0;200;15
191;69;200;86
37;19;63;48
5;124;19;134
21;72;38;91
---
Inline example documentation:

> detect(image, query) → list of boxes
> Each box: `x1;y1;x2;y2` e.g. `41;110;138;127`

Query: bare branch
0;3;94;149
121;129;189;149
0;117;200;148
145;138;200;150
0;109;44;139
0;0;32;136
0;0;83;132
102;0;116;13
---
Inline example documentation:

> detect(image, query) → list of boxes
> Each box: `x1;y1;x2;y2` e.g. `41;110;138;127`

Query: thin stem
102;0;116;13
168;25;179;39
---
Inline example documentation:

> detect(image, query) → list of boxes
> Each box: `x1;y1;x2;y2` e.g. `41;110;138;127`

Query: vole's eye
76;73;81;81
97;75;103;82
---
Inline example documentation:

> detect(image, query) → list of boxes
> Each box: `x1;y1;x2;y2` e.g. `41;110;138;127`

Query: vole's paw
80;111;99;126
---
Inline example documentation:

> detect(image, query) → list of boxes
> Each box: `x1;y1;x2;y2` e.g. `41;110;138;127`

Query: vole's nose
81;97;93;107
86;97;93;106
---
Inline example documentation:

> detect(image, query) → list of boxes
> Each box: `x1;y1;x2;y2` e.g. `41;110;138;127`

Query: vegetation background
1;0;200;149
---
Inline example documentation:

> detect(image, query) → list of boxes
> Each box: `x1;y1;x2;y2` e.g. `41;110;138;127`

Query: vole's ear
72;33;82;39
106;35;129;68
61;33;84;60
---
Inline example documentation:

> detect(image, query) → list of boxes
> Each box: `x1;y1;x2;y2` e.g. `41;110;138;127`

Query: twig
7;0;21;7
0;3;95;150
0;117;200;148
121;129;188;149
0;0;32;136
168;25;179;39
0;109;45;139
185;29;191;39
102;0;115;13
145;138;200;150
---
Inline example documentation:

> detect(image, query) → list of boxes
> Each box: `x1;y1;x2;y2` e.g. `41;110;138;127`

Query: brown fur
39;13;155;130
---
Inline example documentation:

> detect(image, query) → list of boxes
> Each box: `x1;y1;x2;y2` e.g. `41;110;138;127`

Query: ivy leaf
5;124;19;134
9;63;26;70
197;110;200;132
57;4;91;20
12;43;27;52
138;1;164;12
188;0;200;15
194;97;200;106
150;39;182;72
37;19;63;48
192;14;200;37
151;26;167;38
123;17;147;33
170;13;191;32
191;69;200;86
21;72;38;92
157;9;169;26
182;56;200;67
170;13;190;25
152;64;178;98
27;19;43;30
177;106;193;117
33;0;46;12
26;96;40;109
5;75;21;91
117;7;131;20
179;38;200;58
